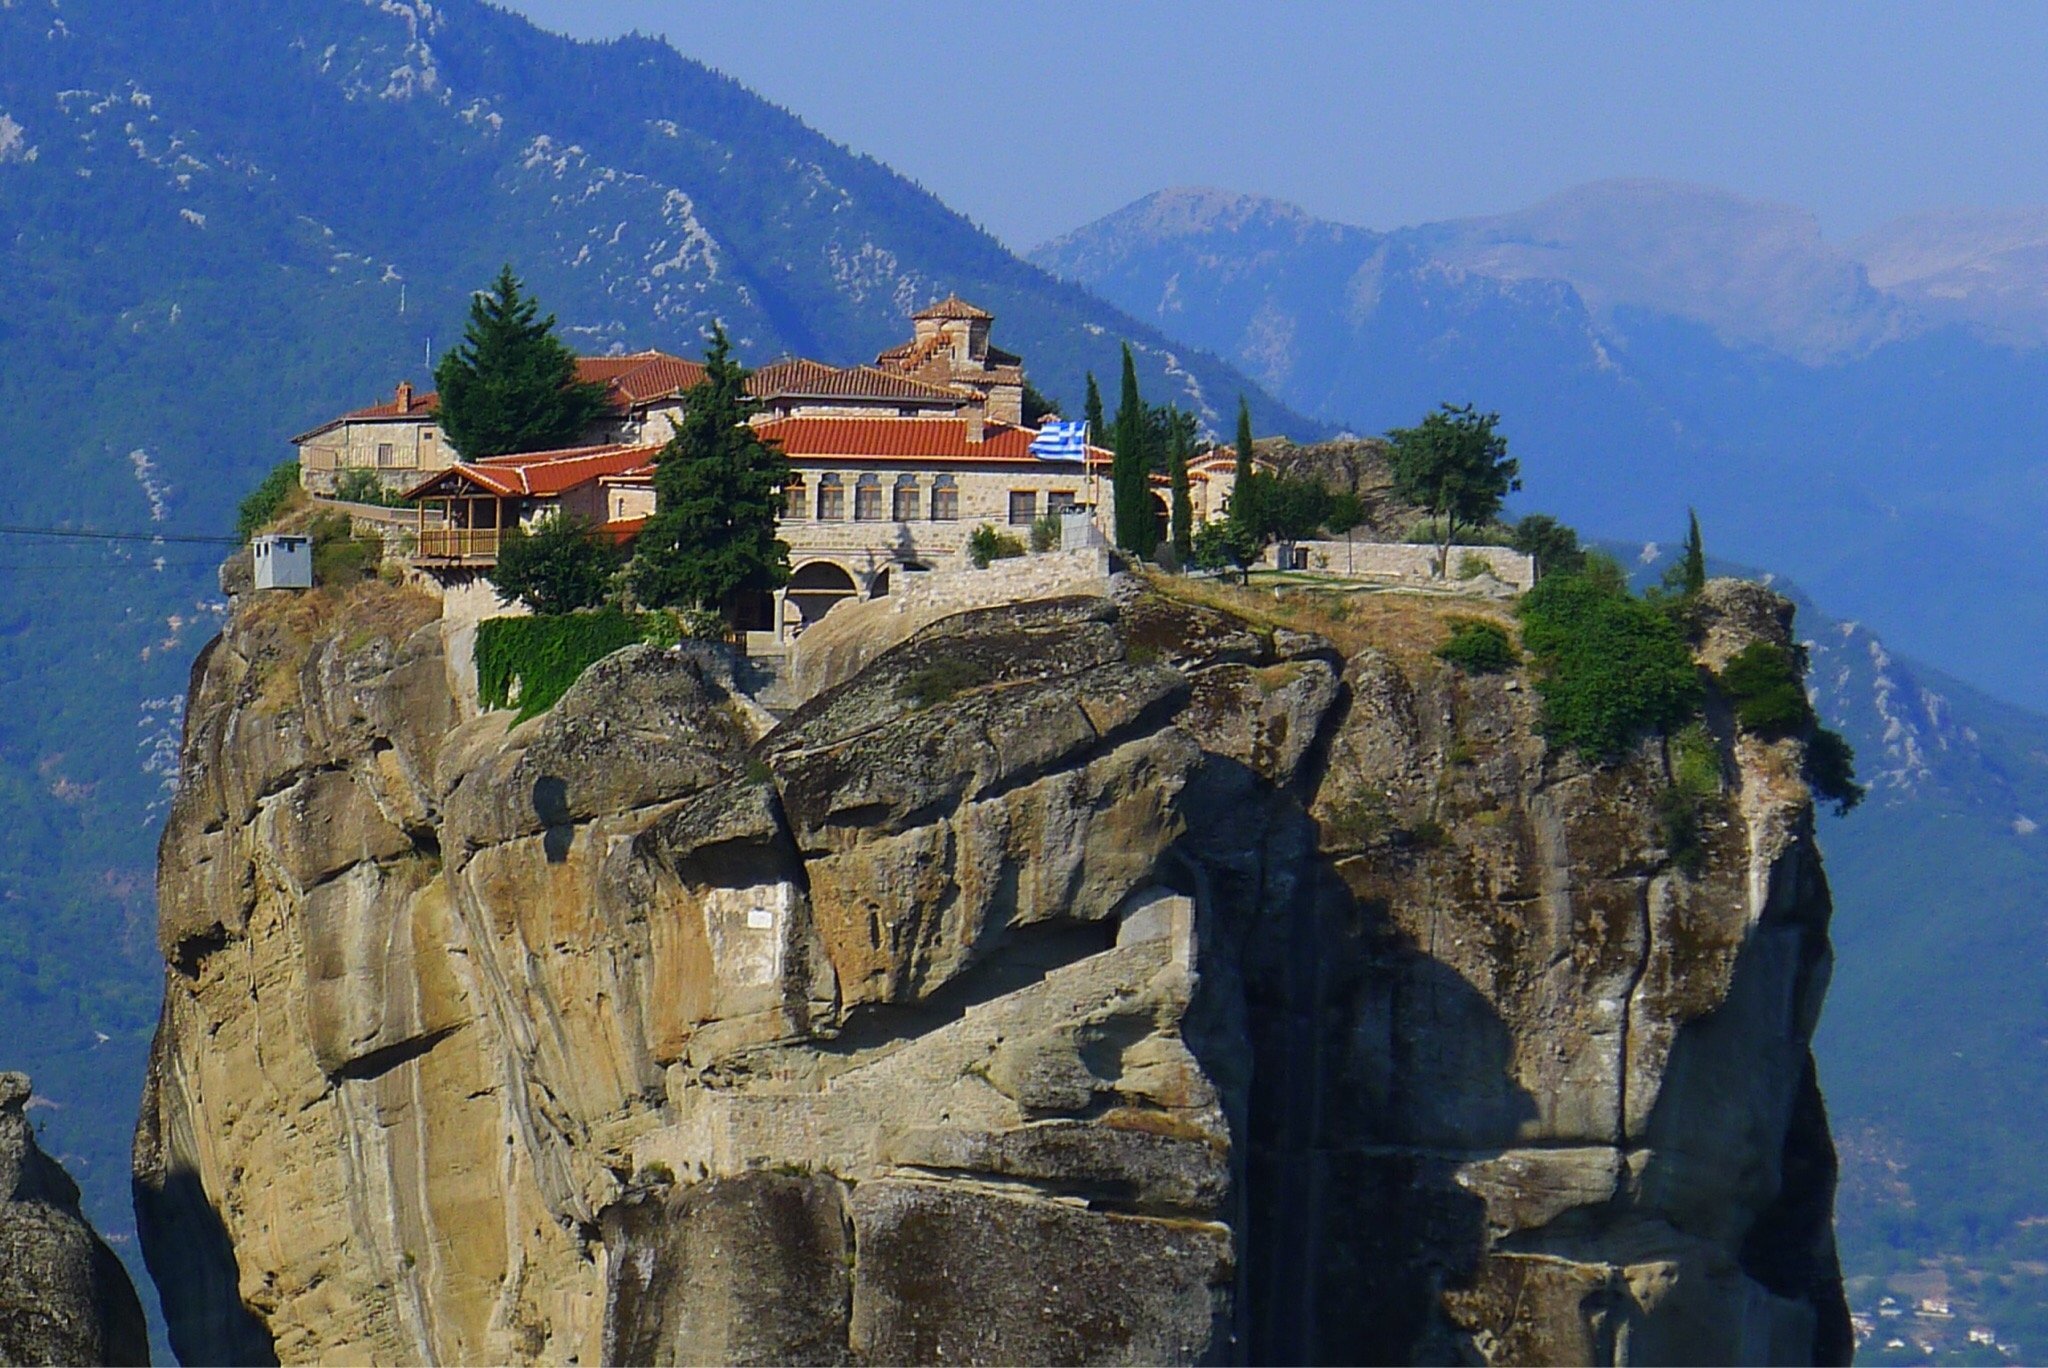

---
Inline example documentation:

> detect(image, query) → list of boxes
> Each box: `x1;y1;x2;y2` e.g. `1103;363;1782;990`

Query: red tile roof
912;295;994;321
751;358;966;404
404;443;664;500
752;416;1107;466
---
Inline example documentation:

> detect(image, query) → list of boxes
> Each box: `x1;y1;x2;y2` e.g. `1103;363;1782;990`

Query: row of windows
785;475;1078;525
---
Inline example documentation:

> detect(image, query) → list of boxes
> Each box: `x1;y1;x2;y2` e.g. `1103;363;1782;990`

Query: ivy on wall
475;609;649;721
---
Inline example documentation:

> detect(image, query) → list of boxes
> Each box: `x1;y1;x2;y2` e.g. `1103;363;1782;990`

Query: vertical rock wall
136;575;1848;1364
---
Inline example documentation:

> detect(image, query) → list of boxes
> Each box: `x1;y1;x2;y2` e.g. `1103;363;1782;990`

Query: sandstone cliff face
1;1072;149;1366
137;573;1849;1365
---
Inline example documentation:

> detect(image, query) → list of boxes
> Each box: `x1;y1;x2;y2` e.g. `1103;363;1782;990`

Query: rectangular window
1008;490;1037;525
931;485;959;521
818;483;844;521
855;483;884;521
376;442;396;468
892;482;919;521
785;484;807;519
1047;490;1077;515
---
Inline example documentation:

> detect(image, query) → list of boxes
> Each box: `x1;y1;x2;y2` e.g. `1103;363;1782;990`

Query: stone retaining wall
889;546;1113;615
1278;539;1536;590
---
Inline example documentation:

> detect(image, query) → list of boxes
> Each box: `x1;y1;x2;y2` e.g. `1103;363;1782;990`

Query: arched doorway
1150;493;1170;545
869;568;891;598
787;560;858;628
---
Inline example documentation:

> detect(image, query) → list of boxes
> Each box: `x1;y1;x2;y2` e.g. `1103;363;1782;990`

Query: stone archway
869;568;891;599
787;560;859;627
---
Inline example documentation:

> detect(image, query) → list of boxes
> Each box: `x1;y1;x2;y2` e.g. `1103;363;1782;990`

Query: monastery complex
293;298;1250;635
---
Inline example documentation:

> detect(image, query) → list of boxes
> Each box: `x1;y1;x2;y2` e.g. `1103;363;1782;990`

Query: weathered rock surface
136;573;1850;1364
0;1073;149;1366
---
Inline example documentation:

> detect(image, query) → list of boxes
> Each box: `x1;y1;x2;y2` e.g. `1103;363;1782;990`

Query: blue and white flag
1029;420;1088;461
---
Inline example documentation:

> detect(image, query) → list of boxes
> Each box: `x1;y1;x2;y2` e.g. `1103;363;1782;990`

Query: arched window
784;476;807;520
930;474;959;522
816;474;844;521
892;475;920;522
854;473;883;522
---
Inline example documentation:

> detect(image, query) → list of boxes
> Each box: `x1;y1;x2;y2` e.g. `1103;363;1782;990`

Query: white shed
252;533;313;590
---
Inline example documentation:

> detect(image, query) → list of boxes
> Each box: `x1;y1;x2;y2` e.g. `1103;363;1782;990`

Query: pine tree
1110;345;1157;556
629;325;791;620
433;266;611;458
1681;508;1707;595
1168;409;1193;563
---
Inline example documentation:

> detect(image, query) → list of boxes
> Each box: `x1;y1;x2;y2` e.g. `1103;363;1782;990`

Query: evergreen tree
1168;409;1193;563
1083;372;1105;442
1110;345;1158;556
433;266;611;458
629;325;791;620
1235;396;1255;483
1681;508;1707;595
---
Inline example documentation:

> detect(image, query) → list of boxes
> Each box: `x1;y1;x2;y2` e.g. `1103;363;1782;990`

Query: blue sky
498;1;2048;253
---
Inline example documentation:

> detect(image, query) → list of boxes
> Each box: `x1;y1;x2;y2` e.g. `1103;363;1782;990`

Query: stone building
872;296;1027;424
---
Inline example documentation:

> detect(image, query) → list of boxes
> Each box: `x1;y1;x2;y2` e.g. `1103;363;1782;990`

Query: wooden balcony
415;527;502;562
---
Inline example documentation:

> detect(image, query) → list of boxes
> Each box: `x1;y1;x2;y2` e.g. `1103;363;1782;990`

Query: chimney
396;380;414;411
964;403;985;444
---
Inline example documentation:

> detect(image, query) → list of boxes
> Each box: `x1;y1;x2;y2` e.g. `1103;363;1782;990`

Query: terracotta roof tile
404;443;663;500
752;416;1108;466
752;359;967;404
912;295;994;321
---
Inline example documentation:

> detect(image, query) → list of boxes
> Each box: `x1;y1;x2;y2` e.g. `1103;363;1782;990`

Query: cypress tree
1083;372;1105;442
1681;508;1707;595
1168;409;1193;563
1111;345;1157;556
629;325;791;620
434;265;611;458
1235;396;1254;482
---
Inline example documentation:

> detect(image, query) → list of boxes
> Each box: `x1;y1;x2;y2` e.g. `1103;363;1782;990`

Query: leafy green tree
492;512;621;614
1167;409;1193;562
236;459;302;540
332;468;405;508
629;325;791;620
433;265;611;459
1111;344;1158;557
1512;513;1587;579
1191;516;1262;585
1386;403;1521;578
967;523;1026;567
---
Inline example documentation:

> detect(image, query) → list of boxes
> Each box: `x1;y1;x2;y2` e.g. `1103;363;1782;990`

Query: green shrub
967;524;1026;569
1807;726;1867;815
1718;641;1810;735
1669;721;1723;799
897;656;993;708
1029;513;1061;554
331;468;407;507
310;512;380;586
236;460;303;541
475;608;648;720
1435;619;1519;674
1404;516;1514;548
641;605;726;648
1517;572;1702;760
1455;552;1490;580
1511;513;1587;578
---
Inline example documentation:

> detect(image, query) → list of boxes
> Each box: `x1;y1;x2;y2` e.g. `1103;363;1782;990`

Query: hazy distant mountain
1853;206;2048;342
1031;181;2048;718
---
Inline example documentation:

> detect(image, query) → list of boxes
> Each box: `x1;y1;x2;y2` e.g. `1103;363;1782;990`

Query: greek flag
1029;419;1088;461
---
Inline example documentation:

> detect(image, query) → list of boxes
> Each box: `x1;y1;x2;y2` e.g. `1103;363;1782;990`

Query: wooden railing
415;527;502;561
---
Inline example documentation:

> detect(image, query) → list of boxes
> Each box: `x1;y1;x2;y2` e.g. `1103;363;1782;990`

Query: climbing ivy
475;609;650;721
